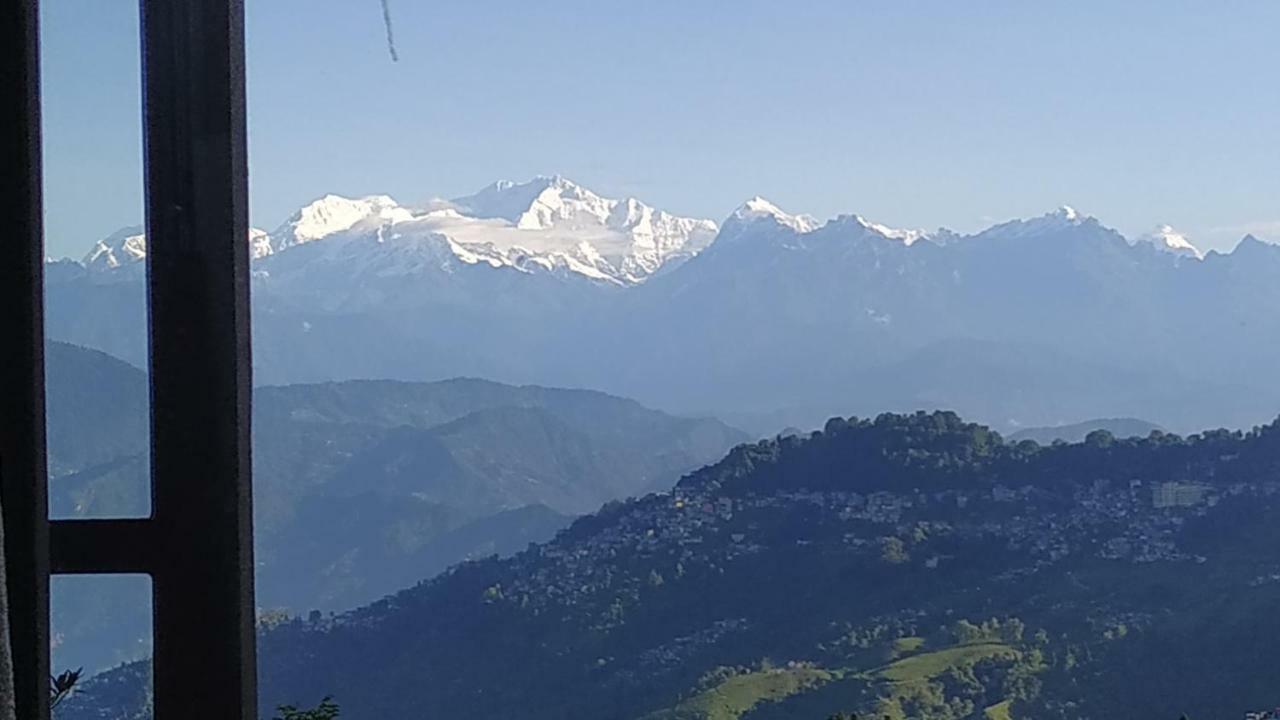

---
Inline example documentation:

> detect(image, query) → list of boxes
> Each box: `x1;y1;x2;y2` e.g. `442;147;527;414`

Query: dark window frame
1;1;258;718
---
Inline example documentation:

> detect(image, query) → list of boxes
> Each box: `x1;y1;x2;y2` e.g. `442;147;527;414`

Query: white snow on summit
437;176;719;283
271;194;414;249
83;227;147;270
83;226;274;271
729;197;820;233
1135;224;1203;260
316;176;716;285
852;215;930;245
979;205;1091;240
1055;205;1080;222
78;178;718;286
73;185;1228;290
452;175;615;231
729;198;936;247
250;228;273;259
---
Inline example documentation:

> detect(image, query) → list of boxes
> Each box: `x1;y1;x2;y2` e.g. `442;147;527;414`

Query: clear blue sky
39;0;1280;258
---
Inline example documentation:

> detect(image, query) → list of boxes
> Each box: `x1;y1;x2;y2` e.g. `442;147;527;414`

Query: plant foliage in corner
50;668;82;710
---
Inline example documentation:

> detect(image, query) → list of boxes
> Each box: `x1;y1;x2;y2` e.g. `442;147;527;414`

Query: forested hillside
64;411;1280;719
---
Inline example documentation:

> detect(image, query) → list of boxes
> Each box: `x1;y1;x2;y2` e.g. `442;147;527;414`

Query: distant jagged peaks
273;194;413;249
68;183;1269;285
82;225;274;271
728;197;933;247
74;177;719;286
82;226;146;270
977;205;1095;241
452;175;610;230
264;176;721;285
851;215;931;246
79;195;413;273
1055;204;1081;222
1230;233;1278;259
729;196;820;233
1135;224;1203;260
443;175;719;282
249;228;273;259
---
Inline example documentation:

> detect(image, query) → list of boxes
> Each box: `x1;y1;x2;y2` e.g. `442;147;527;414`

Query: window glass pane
44;3;1280;720
41;0;150;520
50;575;152;715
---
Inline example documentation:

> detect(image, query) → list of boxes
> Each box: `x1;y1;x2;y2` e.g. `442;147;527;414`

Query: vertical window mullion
0;1;51;719
140;0;257;717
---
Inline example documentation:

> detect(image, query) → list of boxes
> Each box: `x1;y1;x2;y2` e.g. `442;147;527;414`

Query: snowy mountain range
46;175;1279;436
74;177;1213;288
78;176;719;286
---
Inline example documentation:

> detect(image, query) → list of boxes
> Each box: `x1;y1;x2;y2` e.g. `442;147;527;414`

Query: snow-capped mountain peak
83;225;273;271
77;180;716;286
518;178;612;231
249;228;272;260
729;197;819;233
735;196;786;219
1034;205;1088;229
1055;205;1080;222
83;226;147;270
1136;224;1203;260
980;205;1094;240
851;215;930;245
449;175;606;229
273;194;413;249
432;176;717;283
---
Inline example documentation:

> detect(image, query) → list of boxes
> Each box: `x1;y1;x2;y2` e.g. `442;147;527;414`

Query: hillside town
495;448;1280;626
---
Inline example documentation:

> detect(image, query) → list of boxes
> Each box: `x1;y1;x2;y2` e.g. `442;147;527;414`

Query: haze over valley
44;176;1280;439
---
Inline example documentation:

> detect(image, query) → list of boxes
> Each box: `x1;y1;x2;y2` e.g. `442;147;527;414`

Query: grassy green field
873;642;1020;684
984;699;1013;720
642;640;1026;720
891;636;926;656
643;667;834;720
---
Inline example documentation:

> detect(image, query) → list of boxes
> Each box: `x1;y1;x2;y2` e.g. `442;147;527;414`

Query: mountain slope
43;190;1280;435
594;208;1280;430
69;176;717;288
1009;418;1164;445
44;341;149;481
248;411;1280;720
46;344;746;672
446;176;719;283
65;410;1280;720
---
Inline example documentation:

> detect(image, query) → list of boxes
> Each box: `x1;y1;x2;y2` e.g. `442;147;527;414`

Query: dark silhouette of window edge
0;1;258;718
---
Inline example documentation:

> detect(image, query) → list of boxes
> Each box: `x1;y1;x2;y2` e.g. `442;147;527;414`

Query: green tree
1084;429;1115;448
880;536;910;564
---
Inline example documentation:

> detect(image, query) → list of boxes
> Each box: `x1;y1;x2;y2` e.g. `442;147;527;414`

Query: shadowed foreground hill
65;410;1280;720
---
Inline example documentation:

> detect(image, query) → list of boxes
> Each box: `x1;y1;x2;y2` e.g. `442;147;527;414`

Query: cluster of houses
498;466;1280;626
